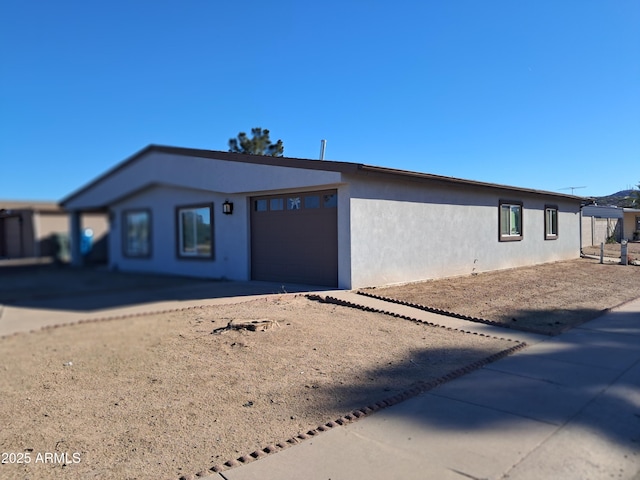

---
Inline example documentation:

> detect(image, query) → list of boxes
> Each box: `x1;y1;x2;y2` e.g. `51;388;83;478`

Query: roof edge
358;165;586;201
1;200;65;213
60;145;156;207
61;144;586;208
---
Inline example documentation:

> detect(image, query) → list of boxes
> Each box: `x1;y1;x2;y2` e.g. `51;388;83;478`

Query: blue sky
1;1;638;201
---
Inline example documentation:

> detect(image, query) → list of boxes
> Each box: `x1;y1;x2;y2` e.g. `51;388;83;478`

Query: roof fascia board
152;145;360;173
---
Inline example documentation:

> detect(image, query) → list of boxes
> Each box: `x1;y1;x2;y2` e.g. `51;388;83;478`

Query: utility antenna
319;139;327;160
560;186;587;194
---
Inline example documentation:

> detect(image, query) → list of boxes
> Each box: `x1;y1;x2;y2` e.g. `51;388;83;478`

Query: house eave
356;165;585;202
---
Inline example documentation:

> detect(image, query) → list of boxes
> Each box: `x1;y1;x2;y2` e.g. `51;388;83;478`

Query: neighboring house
0;200;108;261
621;208;640;241
581;205;640;245
60;145;583;289
581;205;623;247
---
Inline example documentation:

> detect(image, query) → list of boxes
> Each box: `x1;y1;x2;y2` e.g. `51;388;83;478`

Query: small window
123;209;151;257
287;197;301;210
177;204;213;259
545;206;558;239
499;201;523;241
255;199;267;212
304;195;320;209
323;193;337;208
270;198;284;211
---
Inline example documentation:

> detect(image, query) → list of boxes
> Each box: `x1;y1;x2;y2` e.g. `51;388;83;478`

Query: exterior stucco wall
347;175;581;288
36;213;68;240
64;152;342;210
336;185;352;289
108;182;348;282
581;216;591;248
580;216;621;246
82;213;109;240
622;211;640;241
109;185;250;280
35;212;69;257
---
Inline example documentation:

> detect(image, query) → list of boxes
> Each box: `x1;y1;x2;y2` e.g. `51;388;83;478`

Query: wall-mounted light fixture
222;200;234;215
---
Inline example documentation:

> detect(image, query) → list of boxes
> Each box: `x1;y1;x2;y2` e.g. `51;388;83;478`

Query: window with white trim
176;204;213;259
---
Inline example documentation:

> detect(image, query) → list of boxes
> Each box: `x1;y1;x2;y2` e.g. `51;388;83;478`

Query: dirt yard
0;296;515;480
1;258;639;480
368;258;640;335
582;241;640;263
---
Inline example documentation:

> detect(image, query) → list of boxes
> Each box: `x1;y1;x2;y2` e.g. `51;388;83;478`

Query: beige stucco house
581;205;640;246
622;208;640;241
0;200;108;261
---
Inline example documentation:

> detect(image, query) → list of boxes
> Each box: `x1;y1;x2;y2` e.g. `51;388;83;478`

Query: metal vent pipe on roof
319;139;326;160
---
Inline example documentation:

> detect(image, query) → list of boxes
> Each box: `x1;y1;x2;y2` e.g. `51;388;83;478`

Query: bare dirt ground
368;258;640;335
2;258;639;480
0;296;515;480
582;241;640;263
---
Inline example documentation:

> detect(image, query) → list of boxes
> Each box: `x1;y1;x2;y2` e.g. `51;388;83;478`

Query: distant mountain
595;189;639;208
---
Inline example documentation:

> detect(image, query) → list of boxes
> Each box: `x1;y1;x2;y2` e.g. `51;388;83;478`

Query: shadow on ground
307;307;640;459
0;264;324;312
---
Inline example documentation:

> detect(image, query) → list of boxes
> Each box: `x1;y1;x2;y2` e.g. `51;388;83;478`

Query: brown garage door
251;190;338;287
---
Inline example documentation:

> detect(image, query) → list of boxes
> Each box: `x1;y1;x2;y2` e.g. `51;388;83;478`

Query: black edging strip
202;293;527;477
0;304;214;340
357;289;553;336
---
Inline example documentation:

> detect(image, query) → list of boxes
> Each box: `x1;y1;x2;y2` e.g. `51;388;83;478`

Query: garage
250;189;338;287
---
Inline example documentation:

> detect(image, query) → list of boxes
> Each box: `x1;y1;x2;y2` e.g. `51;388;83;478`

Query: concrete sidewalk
210;295;640;480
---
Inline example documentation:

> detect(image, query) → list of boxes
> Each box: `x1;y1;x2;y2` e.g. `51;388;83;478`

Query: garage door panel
251;190;338;287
